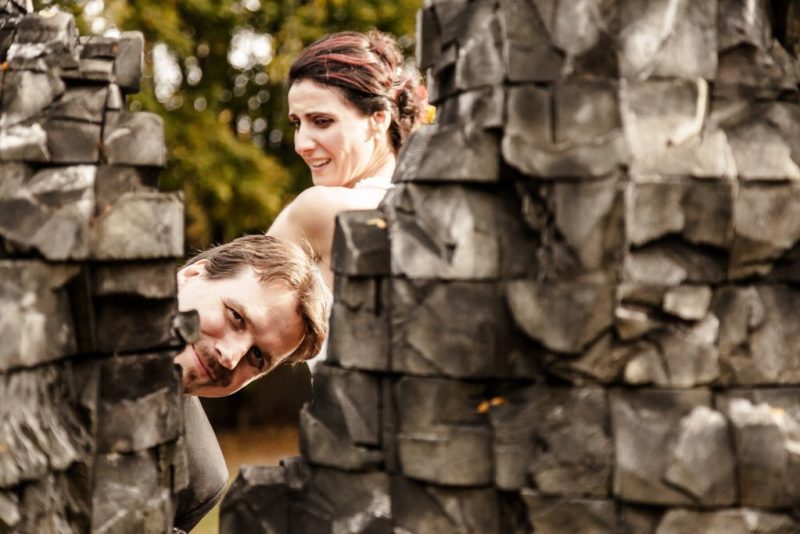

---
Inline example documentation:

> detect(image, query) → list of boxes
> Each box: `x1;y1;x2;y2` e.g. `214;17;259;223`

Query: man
171;234;329;532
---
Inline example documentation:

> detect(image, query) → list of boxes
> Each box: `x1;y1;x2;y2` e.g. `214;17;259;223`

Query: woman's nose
294;125;314;154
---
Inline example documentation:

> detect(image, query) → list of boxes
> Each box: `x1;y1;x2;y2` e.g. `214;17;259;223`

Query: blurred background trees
36;0;420;250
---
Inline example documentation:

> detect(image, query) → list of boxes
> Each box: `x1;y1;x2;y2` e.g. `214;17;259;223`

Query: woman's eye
314;117;331;127
289;119;300;130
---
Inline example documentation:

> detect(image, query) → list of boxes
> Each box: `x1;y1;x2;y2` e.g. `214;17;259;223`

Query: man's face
174;260;305;397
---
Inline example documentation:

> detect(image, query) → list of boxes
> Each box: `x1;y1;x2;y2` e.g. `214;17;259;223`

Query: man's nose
216;336;250;370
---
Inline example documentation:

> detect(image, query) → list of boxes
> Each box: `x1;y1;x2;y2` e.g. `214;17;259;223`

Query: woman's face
288;79;387;187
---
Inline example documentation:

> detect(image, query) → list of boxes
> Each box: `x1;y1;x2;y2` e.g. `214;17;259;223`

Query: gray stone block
621;314;720;388
410;123;500;182
713;285;800;385
43;119;101;163
91;451;172;534
391;124;437;182
59;57;115;82
392;279;515;378
299;406;383;471
723;397;800;508
0;491;20;530
96;353;182;453
46;86;107;123
0;122;48;161
555;80;620;145
14;473;86;533
309;364;380;446
508;280;614;355
105;83;123;110
299;363;382;470
719;0;772;51
618;0;717;80
624;240;727;285
0;261;79;370
0;17;19;62
328;276;389;371
731;184;800;278
655;508;800;534
425;42;456;105
0;70;64;127
0;366;87;488
416;6;441;70
619;505;660;534
662;406;736;505
432;0;469;45
490;386;612;495
544;333;629;385
716;42;797;98
79;35;118;58
90;296;180;353
289;468;391;533
498;0;563;82
521;492;617;534
91;261;176;299
94;165;160;212
392;476;501;533
90;191;183;259
721;106;800;182
103;111;166;166
0;1;29;17
4;40;78;71
626;179;734;248
454;12;504;91
535;0;619;77
114;31;143;93
0;164;94;259
388;184;504;279
621;79;736;178
610;388;713;505
220;465;291;534
14;11;76;47
331;209;389;276
503;84;627;178
515;175;624;281
395;376;492;486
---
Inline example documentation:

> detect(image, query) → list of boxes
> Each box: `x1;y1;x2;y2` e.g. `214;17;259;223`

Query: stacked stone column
221;1;800;532
0;2;189;532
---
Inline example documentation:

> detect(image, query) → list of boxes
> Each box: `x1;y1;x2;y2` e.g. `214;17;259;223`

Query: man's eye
227;307;244;328
249;347;265;368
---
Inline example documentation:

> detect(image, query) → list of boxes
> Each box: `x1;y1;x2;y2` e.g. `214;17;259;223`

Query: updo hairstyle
289;31;424;153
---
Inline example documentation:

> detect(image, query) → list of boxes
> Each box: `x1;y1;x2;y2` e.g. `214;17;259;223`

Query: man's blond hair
185;234;329;364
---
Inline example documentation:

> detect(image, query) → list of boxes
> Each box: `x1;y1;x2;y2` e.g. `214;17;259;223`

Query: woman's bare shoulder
293;184;388;212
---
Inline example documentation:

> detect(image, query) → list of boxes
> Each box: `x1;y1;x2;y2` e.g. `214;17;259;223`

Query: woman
268;30;425;287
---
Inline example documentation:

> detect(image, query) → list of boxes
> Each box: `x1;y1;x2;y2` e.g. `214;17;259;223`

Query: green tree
39;0;420;249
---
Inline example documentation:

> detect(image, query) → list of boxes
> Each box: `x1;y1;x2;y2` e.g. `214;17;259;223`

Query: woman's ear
177;260;208;289
369;109;391;137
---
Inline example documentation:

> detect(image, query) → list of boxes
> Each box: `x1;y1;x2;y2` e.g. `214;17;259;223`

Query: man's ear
177;260;208;289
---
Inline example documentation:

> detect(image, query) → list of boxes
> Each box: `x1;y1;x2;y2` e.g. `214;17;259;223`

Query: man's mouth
192;345;216;381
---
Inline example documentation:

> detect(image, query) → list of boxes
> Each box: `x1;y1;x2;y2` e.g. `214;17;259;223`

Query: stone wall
221;1;800;533
0;2;189;532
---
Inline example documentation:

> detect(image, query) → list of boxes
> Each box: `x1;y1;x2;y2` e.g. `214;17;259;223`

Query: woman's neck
352;151;396;187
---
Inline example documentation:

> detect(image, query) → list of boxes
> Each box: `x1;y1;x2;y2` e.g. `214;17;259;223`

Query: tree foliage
39;0;420;249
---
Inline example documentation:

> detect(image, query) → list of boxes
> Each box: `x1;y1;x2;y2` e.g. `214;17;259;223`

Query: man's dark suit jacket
174;396;228;532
